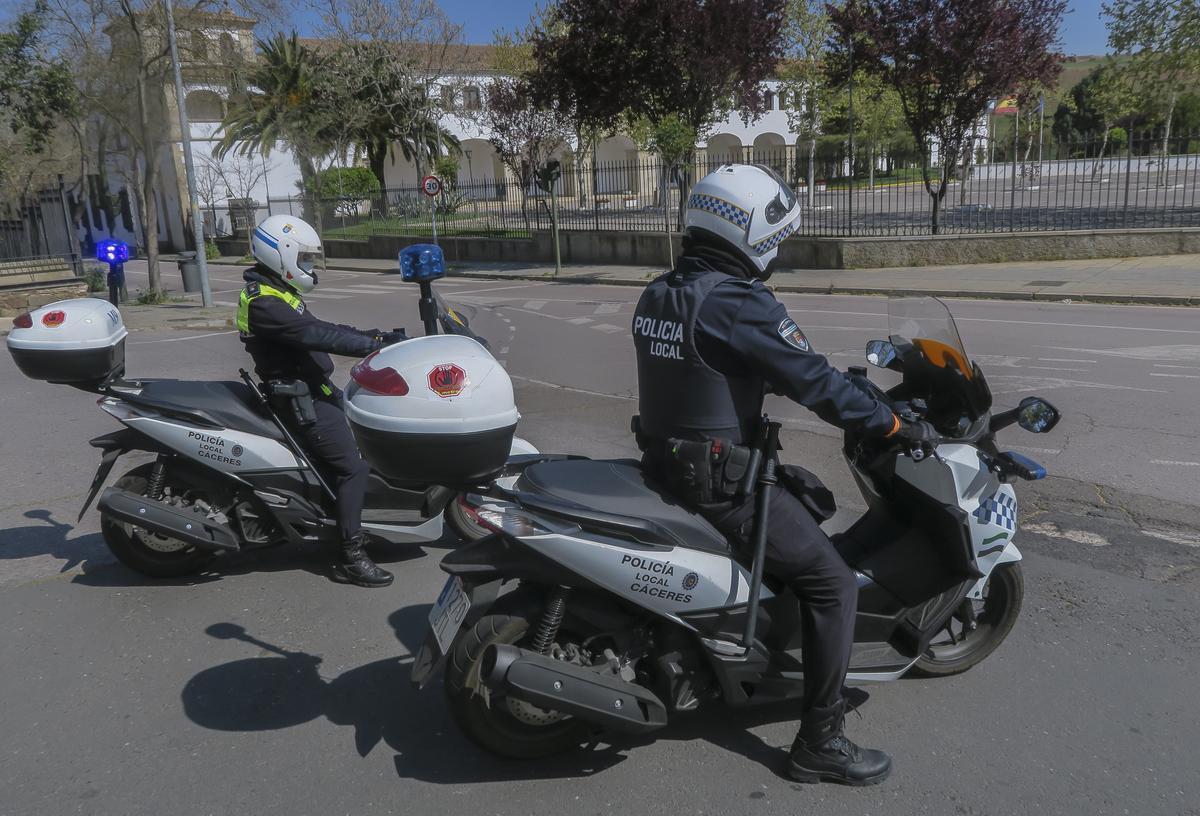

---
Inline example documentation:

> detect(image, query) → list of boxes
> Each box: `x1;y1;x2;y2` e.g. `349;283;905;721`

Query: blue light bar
399;243;445;282
96;240;129;264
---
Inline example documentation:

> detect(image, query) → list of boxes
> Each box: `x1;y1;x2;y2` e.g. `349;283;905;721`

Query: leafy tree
779;0;836;206
215;33;328;224
529;0;787;218
1104;0;1200;169
477;77;571;233
830;0;1067;233
0;1;75;156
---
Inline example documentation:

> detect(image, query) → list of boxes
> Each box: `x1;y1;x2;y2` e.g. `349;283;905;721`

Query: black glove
895;419;939;446
377;329;408;346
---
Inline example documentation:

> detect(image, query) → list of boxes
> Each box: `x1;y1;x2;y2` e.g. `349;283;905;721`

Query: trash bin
177;251;201;293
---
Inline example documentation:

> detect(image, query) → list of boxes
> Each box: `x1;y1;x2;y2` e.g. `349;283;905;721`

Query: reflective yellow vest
236;282;303;336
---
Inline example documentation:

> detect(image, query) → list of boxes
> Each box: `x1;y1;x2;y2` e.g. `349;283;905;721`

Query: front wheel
99;464;216;579
910;562;1024;677
444;595;591;758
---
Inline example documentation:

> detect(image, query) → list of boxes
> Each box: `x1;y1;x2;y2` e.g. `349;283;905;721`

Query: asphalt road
1;266;1197;815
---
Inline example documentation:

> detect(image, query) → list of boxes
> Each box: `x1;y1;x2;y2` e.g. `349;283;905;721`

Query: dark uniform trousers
275;395;369;542
704;487;857;713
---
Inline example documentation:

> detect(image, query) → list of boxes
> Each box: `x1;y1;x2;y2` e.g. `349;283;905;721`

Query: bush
388;195;427;220
434;156;460;188
136;289;170;305
436;190;471;215
307;167;381;216
204;241;220;260
83;264;107;292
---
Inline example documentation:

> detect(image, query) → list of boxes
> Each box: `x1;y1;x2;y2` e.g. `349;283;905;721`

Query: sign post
421;175;443;245
536;160;562;278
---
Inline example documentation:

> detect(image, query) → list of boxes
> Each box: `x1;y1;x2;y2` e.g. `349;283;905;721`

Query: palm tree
214;33;326;222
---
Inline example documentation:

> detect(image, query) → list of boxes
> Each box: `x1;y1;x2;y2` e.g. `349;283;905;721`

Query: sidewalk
327;254;1200;305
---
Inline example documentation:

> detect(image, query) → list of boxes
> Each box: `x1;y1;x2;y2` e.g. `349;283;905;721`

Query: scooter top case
7;298;127;388
345;334;519;487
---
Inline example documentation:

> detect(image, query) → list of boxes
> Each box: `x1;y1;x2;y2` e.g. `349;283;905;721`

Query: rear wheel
99;464;216;579
910;562;1024;677
444;595;591;758
444;494;492;543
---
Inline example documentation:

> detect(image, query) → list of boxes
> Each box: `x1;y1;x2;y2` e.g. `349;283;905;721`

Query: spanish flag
994;97;1019;115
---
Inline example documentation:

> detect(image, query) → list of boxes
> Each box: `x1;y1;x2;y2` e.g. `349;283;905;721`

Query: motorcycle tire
99;464;216;579
444;593;591;759
444;495;492;543
910;562;1024;678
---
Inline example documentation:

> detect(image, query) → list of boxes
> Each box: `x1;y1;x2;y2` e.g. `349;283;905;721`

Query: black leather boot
786;701;892;786
332;534;394;588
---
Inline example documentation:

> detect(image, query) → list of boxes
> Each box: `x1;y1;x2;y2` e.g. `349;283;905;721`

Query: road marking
1039;357;1096;364
1149;372;1200;379
522;300;548;310
131;330;237;344
593;303;622;315
304;293;352;300
1143;528;1200;548
567;317;593;325
1153;363;1200;369
967;318;1200;334
1024;522;1111;547
452;281;554;296
1007;444;1062;455
1151;459;1200;466
510;374;634;401
591;323;625;334
1028;366;1088;372
345;284;402;293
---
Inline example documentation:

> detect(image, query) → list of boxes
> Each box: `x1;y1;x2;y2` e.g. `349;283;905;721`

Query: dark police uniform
237;264;383;541
633;249;899;716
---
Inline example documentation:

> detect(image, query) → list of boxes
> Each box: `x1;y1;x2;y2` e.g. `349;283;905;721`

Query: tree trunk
367;140;389;215
959;149;972;205
135;159;161;296
296;154;318;224
1092;128;1110;180
868;144;875;191
1159;91;1177;187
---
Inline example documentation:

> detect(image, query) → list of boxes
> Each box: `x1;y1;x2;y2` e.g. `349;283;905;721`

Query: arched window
764;91;776;111
185;90;224;122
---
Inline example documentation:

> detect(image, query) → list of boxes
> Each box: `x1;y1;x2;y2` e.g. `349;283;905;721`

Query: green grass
324;216;530;241
823;167;928;190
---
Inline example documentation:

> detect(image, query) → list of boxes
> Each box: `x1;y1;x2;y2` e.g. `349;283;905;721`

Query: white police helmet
684;164;801;279
251;214;323;294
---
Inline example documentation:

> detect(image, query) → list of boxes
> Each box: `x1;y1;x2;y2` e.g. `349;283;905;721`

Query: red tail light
41;310;66;328
12;312;33;329
351;352;409;395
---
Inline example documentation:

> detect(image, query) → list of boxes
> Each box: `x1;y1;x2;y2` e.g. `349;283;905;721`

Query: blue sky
435;0;1112;55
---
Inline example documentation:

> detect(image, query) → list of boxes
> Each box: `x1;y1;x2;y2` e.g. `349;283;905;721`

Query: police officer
633;165;937;785
239;215;404;588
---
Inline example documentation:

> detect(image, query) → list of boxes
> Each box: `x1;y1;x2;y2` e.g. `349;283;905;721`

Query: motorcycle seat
121;379;284;441
516;459;731;555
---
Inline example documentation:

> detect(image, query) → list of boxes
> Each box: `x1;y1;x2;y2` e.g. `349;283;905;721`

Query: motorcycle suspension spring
146;461;167;500
532;587;570;655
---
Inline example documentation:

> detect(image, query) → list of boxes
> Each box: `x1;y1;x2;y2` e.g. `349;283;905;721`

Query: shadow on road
0;509;108;574
181;609;793;783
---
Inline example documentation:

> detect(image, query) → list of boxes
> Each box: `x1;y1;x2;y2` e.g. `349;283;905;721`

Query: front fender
967;541;1022;599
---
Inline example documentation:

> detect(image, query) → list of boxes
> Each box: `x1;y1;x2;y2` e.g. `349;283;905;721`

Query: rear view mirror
865;340;899;370
1016;397;1060;434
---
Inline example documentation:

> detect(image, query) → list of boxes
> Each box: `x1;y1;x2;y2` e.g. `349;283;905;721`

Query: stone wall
0;281;89;317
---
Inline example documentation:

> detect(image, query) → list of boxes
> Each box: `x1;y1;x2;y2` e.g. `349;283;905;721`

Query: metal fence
202;129;1200;243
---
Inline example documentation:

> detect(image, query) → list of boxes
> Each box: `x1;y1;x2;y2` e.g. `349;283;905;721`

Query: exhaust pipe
98;487;240;552
481;644;668;734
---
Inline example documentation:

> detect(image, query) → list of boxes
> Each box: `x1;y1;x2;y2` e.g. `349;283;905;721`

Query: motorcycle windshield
887;296;974;381
433;290;488;347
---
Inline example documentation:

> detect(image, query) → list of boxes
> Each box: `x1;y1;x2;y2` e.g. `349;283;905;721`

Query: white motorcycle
410;296;1061;758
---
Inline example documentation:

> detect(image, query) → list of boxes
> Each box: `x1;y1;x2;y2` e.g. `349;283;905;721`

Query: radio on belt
6;298;127;389
345;334;518;486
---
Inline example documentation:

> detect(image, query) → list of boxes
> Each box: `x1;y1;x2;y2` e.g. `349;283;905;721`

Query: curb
324;262;1198;306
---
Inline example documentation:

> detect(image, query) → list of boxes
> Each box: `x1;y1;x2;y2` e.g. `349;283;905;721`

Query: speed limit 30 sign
421;175;443;197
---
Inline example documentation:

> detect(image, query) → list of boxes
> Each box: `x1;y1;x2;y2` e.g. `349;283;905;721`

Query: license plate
428;576;470;655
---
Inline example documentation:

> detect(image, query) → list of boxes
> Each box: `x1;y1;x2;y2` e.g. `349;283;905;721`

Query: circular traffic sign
421;175;443;197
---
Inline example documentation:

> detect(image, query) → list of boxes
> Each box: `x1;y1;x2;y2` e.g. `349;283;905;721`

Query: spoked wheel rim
922;566;1016;665
470;634;579;741
122;522;191;554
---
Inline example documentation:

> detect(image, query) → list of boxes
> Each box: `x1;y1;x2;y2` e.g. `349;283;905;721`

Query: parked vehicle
6;250;538;578
410;297;1060;758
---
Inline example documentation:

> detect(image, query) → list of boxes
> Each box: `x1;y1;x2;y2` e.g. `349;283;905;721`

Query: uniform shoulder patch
245;282;260;296
777;318;811;352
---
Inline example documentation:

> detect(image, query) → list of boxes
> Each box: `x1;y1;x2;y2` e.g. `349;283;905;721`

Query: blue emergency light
96;240;130;265
399;243;445;282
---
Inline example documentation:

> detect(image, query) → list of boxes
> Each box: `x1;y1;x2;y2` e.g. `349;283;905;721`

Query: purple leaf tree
829;0;1066;233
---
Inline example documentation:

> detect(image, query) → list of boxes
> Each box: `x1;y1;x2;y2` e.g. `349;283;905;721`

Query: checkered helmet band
687;193;751;230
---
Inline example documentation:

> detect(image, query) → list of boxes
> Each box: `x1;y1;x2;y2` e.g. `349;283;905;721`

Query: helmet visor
753;164;798;225
296;247;323;275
